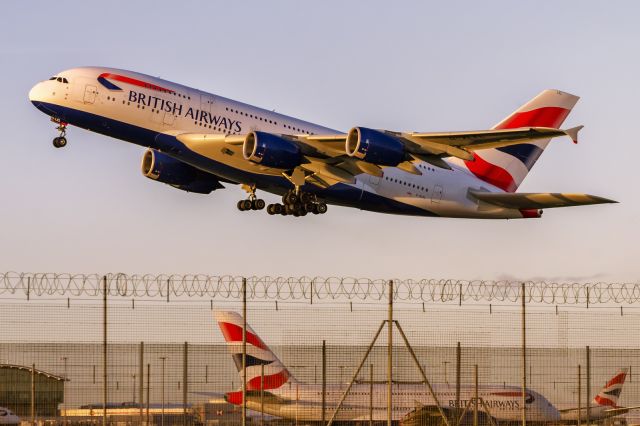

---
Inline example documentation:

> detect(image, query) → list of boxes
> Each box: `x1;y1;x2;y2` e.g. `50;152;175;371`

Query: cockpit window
62;77;69;83
50;77;69;83
49;77;57;80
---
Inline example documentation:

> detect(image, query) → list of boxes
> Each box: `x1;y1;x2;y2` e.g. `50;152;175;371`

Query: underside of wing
471;191;618;209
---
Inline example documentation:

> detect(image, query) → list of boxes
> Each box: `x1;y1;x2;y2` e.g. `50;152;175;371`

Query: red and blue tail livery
29;67;616;219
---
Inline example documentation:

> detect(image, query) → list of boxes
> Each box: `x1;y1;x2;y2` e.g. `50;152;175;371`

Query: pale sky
1;1;638;281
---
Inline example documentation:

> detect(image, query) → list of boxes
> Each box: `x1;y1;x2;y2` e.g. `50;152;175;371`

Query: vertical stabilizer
215;311;295;393
464;90;580;192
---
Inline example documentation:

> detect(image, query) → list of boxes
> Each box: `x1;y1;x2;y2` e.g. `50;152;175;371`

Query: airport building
0;364;65;417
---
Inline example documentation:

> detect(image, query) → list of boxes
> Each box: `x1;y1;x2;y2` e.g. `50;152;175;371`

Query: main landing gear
237;185;266;212
266;190;328;217
51;118;67;148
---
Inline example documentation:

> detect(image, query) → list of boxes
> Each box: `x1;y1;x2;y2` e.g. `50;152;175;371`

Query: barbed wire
1;272;640;305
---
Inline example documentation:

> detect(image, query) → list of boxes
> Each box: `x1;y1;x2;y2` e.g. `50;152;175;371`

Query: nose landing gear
51;118;68;148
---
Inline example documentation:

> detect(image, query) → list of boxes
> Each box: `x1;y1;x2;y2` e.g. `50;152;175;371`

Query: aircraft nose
545;402;561;421
28;82;43;103
29;82;44;104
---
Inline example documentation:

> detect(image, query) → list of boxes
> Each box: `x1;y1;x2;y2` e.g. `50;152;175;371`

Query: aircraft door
431;184;443;203
200;94;214;113
83;85;97;104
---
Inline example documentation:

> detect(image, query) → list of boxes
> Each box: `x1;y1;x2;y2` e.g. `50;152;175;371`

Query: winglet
564;125;584;144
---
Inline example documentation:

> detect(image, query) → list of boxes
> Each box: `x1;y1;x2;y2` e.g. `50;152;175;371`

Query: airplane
560;368;640;423
213;311;560;423
29;67;616;218
0;407;20;425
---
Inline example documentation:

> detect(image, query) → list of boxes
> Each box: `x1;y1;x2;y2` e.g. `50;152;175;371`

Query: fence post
456;342;461;410
521;282;527;426
474;364;478;426
261;364;265;426
103;275;108;426
242;277;247;426
586;346;591;426
139;342;144;426
578;364;581;426
388;280;393;426
31;363;35;426
369;363;373;426
183;342;188;426
146;363;150;426
322;340;326;425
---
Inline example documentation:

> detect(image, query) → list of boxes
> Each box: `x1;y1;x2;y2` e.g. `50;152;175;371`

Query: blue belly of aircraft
32;101;435;217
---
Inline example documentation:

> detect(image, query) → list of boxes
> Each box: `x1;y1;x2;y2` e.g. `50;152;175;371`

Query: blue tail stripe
496;144;544;170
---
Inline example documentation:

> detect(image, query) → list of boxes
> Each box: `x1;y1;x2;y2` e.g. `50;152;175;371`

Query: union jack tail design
464;90;580;192
215;311;295;394
593;368;628;407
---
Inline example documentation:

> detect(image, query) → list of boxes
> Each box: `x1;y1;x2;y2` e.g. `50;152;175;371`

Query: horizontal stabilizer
471;191;617;209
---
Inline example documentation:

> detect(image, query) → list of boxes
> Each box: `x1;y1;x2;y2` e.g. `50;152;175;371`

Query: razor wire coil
1;272;640;304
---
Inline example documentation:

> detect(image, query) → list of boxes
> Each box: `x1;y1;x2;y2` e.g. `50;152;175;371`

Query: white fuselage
28;67;529;219
235;382;559;423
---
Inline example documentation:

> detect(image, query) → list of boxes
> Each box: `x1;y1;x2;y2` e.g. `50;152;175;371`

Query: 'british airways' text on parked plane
29;67;615;218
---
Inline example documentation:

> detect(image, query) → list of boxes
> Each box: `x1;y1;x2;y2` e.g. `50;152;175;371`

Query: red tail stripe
595;395;616;407
218;322;268;350
247;370;289;391
465;154;517;192
496;106;570;130
224;371;290;405
225;391;243;405
606;373;627;387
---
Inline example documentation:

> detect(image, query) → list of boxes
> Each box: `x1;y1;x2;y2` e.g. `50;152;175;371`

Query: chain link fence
1;273;639;426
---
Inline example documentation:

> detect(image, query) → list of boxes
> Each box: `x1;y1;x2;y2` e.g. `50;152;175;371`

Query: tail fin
593;368;628;407
464;90;580;192
215;311;295;392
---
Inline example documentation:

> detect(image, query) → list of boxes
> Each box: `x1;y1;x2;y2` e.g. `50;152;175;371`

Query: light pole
443;361;450;385
159;357;166;426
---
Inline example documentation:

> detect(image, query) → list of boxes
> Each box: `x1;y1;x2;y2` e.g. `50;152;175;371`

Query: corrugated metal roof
0;364;66;381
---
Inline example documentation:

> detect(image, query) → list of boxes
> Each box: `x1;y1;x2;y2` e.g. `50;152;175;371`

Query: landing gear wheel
317;203;328;214
300;192;314;204
252;199;266;210
283;191;298;205
240;199;253;211
52;137;67;148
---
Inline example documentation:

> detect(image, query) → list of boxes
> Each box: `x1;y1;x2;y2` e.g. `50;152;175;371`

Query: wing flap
471;191;617;209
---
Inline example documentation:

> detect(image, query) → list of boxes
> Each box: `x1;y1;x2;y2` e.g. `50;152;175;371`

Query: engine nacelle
243;131;302;169
345;127;406;166
141;149;223;194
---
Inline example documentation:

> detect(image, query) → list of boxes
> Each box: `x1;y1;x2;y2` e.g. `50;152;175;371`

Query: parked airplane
0;407;20;425
214;311;560;423
29;67;615;218
560;368;640;423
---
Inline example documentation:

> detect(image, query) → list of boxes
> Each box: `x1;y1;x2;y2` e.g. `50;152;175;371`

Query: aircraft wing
471;191;618;209
173;125;581;189
604;406;640;415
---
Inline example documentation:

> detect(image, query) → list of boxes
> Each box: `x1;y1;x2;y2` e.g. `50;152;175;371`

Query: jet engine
345;127;406;166
243;131;302;169
141;149;223;194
